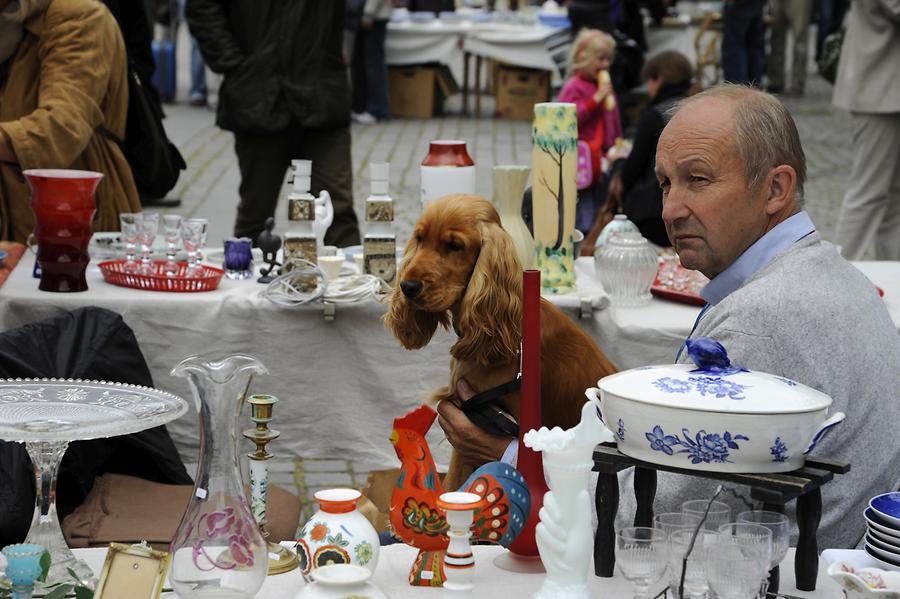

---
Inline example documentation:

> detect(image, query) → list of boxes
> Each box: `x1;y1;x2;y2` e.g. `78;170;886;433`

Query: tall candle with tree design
532;103;578;293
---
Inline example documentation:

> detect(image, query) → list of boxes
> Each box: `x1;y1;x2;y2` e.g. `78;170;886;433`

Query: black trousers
233;124;361;247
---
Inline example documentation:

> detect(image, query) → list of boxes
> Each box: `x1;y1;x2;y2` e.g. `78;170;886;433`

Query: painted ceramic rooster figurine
389;404;531;587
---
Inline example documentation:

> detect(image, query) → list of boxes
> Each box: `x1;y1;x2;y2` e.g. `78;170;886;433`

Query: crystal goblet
668;528;717;599
707;534;772;599
162;214;183;275
182;218;208;276
118;213;139;272
136;212;159;274
653;512;703;540
718;522;774;597
683;499;732;531
738;510;790;596
616;526;668;599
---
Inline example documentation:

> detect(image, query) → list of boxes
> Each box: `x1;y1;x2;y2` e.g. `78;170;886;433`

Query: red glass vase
24;169;102;292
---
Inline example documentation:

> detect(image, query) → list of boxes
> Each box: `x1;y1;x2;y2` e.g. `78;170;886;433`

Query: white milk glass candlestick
436;492;486;598
523;395;616;599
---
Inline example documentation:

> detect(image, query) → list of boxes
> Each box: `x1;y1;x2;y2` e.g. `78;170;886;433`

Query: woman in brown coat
0;0;140;243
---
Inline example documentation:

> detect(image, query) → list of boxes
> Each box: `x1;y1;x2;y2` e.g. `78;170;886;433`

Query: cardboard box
389;64;458;118
495;65;551;120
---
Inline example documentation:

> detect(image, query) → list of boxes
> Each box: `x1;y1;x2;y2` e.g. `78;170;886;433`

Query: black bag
817;27;845;84
103;67;186;198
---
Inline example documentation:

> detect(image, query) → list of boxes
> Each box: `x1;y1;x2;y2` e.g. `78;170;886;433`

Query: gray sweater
616;233;900;548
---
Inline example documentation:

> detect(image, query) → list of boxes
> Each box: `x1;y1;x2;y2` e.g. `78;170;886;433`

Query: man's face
656;98;770;279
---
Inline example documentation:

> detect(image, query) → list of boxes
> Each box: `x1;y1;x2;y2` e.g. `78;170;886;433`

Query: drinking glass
182;218;208;276
119;213;139;272
616;527;669;599
653;512;703;540
136;212;159;274
718;522;774;597
668;528;717;599
737;511;790;597
683;499;732;531
707;535;771;599
223;237;254;280
162;214;183;275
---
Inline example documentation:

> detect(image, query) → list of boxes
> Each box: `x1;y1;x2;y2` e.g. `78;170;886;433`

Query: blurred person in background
559;28;623;234
0;0;140;243
583;50;693;252
185;0;361;246
832;0;900;260
767;0;813;95
721;0;766;86
350;0;392;125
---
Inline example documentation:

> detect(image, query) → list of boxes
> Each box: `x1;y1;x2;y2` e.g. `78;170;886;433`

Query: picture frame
93;542;170;599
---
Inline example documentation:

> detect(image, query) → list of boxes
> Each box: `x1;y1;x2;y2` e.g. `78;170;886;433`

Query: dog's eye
446;240;464;252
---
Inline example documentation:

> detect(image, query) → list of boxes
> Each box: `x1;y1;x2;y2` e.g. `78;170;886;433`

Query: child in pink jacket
558;29;623;233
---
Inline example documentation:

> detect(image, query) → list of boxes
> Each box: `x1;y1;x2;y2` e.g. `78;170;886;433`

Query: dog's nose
400;280;423;299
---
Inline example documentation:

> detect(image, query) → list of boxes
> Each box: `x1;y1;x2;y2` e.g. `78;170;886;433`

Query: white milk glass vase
169;354;269;599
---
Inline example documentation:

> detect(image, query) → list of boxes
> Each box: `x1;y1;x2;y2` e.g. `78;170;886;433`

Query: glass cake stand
0;378;190;589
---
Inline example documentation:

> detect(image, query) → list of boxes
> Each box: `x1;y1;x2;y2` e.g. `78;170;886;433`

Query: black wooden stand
592;444;849;592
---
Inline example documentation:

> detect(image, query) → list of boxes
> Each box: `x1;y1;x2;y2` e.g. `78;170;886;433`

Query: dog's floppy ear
383;239;450;349
452;221;522;366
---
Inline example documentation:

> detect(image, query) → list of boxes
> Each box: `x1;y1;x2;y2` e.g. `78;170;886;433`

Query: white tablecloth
2;256;897;471
71;544;843;598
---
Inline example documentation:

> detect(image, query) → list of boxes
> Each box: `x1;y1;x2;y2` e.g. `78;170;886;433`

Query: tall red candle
506;269;548;560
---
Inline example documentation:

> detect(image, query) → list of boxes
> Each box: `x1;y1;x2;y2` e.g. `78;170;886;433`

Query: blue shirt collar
700;211;816;305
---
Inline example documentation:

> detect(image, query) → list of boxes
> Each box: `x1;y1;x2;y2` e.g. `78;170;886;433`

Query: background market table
1;256;897;473
70;544;842;598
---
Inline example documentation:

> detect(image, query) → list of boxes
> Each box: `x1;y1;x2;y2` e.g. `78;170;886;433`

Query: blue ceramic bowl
871;493;900;528
869;532;900;555
867;540;900;571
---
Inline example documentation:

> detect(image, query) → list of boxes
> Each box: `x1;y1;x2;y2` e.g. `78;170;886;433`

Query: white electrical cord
259;258;390;307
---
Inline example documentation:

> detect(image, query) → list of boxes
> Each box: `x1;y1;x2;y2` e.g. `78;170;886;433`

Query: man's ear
764;165;797;215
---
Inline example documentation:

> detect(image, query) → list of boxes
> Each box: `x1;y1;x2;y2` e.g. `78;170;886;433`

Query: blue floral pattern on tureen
770;437;789;462
616;418;626;442
775;377;798;387
652;375;748;400
645;425;749;464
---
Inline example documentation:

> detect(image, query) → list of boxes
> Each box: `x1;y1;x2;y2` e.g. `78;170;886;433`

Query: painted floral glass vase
420;140;476;207
169;354;269;599
296;489;380;582
531;103;578;293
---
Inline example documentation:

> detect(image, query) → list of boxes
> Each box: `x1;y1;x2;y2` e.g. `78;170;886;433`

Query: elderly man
645;84;900;548
439;84;900;549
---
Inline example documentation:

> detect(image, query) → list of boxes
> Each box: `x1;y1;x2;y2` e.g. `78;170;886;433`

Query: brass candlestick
243;394;299;575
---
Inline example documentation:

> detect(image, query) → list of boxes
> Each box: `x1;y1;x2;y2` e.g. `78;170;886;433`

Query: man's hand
436;379;513;467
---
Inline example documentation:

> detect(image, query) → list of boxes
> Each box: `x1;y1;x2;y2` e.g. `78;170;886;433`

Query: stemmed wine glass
162;214;183;276
136;212;159;274
182;218;208;276
653;512;703;539
718;522;774;598
119;213;139;272
707;533;772;599
737;511;789;596
668;528;717;599
616;527;669;599
683;499;732;531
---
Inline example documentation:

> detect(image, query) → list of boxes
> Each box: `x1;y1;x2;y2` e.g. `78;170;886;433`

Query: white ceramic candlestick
437;491;487;598
523;396;615;599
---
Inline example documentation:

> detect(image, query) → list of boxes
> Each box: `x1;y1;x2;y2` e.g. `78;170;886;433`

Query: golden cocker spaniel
384;194;617;490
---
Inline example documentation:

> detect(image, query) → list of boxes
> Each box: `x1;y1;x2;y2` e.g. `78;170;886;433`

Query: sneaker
352;112;377;125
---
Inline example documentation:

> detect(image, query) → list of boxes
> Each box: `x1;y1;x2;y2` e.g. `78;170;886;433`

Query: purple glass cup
224;237;254;280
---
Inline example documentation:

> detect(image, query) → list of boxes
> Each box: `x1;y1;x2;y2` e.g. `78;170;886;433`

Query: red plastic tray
98;260;224;292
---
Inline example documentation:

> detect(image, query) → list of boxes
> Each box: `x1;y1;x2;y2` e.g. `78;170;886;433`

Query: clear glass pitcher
594;231;659;307
169;354;269;599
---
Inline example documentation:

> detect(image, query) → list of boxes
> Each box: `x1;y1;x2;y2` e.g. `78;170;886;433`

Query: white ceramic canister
296;488;380;582
420;140;476;207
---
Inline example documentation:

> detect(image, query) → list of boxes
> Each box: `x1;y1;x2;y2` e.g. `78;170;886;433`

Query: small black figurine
257;217;282;283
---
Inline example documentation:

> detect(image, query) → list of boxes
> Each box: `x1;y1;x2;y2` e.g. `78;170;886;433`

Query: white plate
869;533;900;556
866;508;900;540
866;542;900;570
870;526;900;549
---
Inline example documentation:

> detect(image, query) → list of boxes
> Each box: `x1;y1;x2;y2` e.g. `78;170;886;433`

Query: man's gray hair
667;84;806;205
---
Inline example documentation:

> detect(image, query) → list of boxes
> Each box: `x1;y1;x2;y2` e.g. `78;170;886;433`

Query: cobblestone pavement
162;61;856;525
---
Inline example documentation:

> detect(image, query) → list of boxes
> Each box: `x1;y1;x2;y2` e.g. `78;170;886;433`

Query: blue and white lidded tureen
585;337;845;473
